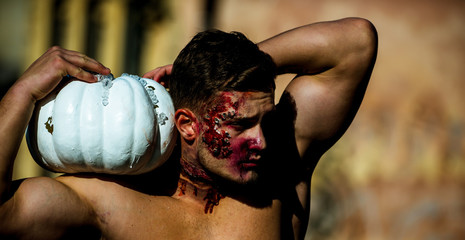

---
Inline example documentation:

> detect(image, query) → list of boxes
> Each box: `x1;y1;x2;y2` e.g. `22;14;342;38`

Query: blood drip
178;180;187;196
203;188;225;214
177;178;224;214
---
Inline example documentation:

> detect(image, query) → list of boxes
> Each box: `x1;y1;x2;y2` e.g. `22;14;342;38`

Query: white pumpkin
26;73;176;175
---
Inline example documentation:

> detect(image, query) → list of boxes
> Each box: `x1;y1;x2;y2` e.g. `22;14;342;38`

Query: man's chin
210;169;259;187
232;169;265;187
217;170;274;206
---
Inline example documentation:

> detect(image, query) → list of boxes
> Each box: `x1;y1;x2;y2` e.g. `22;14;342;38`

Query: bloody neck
178;158;225;214
179;157;214;184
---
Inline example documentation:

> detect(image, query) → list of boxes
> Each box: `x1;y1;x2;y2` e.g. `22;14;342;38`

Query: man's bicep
281;73;366;157
0;177;100;239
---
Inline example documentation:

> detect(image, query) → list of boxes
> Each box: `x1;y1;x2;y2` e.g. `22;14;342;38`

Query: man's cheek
201;109;233;158
229;138;250;160
202;126;233;158
201;93;239;159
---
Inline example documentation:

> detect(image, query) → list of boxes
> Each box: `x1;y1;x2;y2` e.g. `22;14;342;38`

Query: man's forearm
257;18;377;158
0;83;36;202
258;17;377;76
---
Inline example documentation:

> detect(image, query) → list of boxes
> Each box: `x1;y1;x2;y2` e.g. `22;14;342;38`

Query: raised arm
259;17;378;161
0;46;110;238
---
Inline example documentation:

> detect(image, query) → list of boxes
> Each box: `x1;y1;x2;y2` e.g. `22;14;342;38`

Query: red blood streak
177;178;224;214
201;92;239;158
178;180;187;196
203;188;225;214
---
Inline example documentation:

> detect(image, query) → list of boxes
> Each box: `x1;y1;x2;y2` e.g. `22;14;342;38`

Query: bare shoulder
55;174;149;212
55;174;183;238
0;173;175;239
0;176;100;239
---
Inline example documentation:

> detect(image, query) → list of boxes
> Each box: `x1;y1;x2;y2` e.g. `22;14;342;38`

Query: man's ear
175;109;199;142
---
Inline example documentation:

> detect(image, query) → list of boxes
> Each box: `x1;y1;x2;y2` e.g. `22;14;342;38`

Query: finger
45;46;100;68
45;46;111;79
143;65;172;83
155;65;172;86
143;65;172;79
51;47;110;74
63;52;111;76
64;64;98;83
163;64;173;75
142;68;161;79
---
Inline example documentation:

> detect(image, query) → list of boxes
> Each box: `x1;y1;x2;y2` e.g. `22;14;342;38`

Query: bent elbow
350;18;378;61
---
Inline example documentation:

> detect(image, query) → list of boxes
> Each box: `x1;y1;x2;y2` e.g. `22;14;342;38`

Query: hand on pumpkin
16;46;111;102
142;64;172;88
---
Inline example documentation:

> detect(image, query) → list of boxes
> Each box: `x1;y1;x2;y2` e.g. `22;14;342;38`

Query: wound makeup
180;157;212;182
203;188;224;214
177;177;224;214
201;92;239;158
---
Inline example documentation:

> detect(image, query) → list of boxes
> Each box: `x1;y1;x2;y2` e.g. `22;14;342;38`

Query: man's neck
179;157;214;184
176;157;225;214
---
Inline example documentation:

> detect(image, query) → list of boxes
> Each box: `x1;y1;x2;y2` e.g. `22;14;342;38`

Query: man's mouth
241;161;259;168
236;149;262;169
240;154;261;168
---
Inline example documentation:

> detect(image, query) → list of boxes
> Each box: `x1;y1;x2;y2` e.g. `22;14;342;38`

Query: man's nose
247;125;267;150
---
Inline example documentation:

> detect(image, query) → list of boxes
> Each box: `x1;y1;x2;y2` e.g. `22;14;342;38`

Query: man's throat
177;162;225;214
179;157;214;183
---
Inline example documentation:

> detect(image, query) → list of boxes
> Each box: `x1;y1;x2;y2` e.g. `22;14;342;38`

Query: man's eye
229;122;244;129
228;120;256;130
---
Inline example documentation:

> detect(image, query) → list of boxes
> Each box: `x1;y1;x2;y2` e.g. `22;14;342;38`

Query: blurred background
1;0;464;239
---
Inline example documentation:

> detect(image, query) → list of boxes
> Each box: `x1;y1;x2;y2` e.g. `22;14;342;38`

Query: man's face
197;91;275;184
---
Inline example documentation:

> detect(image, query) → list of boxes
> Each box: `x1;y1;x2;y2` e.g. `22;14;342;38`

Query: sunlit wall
1;0;464;239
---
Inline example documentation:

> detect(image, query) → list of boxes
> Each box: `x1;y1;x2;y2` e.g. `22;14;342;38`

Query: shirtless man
0;18;377;239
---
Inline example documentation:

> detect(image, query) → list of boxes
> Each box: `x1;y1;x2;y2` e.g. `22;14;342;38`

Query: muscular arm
259;18;377;240
0;46;110;238
259;17;378;162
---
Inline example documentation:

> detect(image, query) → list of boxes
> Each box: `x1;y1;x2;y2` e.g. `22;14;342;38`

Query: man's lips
241;162;259;168
238;149;262;168
240;158;261;168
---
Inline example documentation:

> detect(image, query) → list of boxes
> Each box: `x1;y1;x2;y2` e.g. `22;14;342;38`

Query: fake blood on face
201;92;239;158
201;91;268;180
228;137;264;175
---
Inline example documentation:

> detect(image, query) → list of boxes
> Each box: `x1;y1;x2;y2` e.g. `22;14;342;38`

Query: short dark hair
170;29;276;113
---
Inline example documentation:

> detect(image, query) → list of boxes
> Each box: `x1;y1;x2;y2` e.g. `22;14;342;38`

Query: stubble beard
197;146;265;190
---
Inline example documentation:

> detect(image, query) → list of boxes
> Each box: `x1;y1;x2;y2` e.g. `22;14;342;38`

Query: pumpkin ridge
80;82;100;172
53;82;85;170
75;82;85;171
129;76;154;173
100;80;111;171
129;77;138;171
102;78;134;172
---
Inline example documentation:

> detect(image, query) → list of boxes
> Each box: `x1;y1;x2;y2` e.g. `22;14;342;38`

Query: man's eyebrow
228;106;275;121
227;115;260;124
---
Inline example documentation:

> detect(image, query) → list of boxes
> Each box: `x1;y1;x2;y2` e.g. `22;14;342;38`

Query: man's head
170;29;277;185
170;29;276;112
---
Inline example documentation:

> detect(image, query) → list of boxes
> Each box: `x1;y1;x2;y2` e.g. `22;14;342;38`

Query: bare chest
99;196;283;240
